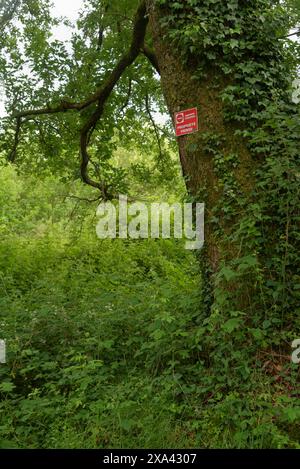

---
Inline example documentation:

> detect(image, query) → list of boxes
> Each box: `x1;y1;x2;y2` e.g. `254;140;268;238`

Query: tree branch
119;78;132;114
79;0;148;198
286;29;300;38
12;99;90;119
145;92;163;160
64;194;102;203
10;1;148;198
141;44;160;74
279;29;300;39
8;116;21;163
13;3;148;122
0;0;20;29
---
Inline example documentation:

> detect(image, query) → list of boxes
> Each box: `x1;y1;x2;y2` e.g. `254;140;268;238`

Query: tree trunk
146;1;258;291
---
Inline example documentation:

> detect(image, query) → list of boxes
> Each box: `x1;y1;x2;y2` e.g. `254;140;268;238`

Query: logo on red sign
175;108;198;137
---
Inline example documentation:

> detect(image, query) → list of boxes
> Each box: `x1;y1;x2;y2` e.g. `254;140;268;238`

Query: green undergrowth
0;166;299;449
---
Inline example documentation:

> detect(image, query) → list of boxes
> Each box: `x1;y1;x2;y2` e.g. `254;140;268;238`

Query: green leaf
220;266;238;282
222;318;242;333
0;381;15;393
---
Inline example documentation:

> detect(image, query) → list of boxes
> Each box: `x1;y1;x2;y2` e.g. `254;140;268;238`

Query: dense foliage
0;0;299;449
0;166;299;449
156;0;300;397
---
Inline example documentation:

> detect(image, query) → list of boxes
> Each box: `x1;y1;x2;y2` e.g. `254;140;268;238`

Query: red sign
175;108;198;137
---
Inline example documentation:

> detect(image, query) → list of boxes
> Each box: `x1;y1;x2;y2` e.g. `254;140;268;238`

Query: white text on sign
175;108;198;137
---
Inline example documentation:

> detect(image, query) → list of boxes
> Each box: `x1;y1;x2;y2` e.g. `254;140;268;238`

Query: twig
145;92;163;160
279;29;300;39
120;78;132;113
64;194;102;203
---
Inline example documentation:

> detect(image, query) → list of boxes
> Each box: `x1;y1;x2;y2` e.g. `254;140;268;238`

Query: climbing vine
153;0;300;446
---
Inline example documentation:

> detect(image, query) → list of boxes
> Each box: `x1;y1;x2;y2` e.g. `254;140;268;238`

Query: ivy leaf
222;318;242;333
220;266;238;281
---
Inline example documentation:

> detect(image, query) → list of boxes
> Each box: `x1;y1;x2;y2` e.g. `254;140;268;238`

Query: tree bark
146;0;257;282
